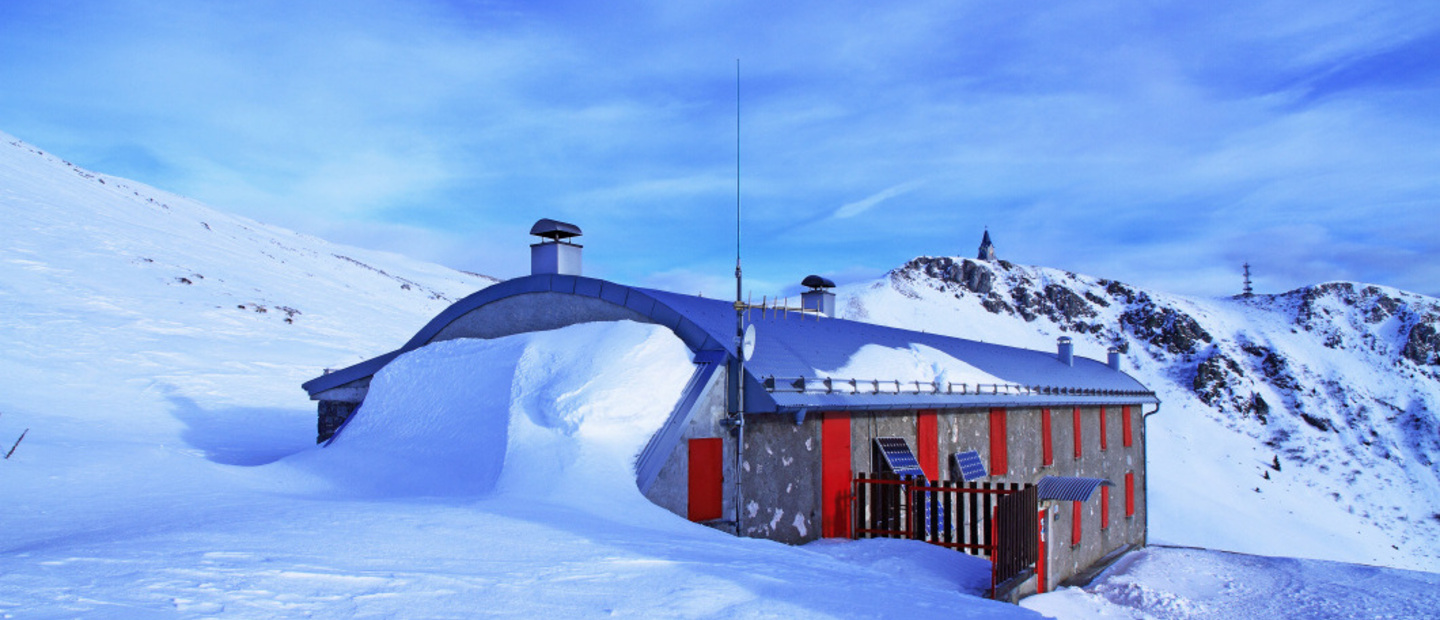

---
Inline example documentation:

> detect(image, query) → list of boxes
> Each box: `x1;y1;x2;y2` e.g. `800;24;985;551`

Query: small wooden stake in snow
5;428;26;459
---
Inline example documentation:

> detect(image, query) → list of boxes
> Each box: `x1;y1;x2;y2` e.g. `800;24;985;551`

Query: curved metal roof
303;274;1158;412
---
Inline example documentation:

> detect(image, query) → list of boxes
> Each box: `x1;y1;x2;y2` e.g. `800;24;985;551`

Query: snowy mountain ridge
839;255;1440;571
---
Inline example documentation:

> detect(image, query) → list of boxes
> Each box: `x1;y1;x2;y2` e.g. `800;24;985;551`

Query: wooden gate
852;472;1038;598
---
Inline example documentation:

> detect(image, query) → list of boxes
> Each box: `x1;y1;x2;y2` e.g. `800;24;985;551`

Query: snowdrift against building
290;321;694;512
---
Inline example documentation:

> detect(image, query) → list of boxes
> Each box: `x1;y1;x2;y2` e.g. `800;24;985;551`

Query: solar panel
873;437;926;479
951;450;988;482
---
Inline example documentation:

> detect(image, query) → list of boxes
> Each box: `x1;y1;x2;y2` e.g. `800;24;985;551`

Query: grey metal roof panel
625;292;656;316
304;275;1160;410
638;287;1153;396
599;281;629;306
550;274;578;295
574;277;603;298
1036;476;1114;502
301;349;403;396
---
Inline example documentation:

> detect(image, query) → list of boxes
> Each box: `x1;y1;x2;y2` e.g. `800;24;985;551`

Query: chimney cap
802;275;836;290
530;218;582;241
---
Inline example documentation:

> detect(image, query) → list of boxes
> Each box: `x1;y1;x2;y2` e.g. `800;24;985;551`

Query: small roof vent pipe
1057;337;1074;367
800;275;836;317
530;218;583;276
1107;348;1122;371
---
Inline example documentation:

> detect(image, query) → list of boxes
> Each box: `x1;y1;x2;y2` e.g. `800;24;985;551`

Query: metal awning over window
1036;476;1113;502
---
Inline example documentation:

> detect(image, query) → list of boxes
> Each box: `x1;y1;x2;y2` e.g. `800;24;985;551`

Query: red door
1036;507;1048;593
687;438;723;522
821;411;852;538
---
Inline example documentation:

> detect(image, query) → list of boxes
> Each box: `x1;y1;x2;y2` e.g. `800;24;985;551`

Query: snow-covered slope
0;133;1038;617
0;130;495;436
840;256;1440;572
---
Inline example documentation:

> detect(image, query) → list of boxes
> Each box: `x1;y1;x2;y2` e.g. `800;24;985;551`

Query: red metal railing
852;473;1037;599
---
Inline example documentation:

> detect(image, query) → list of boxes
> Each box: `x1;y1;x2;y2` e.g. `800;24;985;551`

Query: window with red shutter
1041;408;1053;467
989;408;1008;475
1099;405;1108;451
1072;407;1082;459
1122;405;1133;448
1071;501;1082;546
1101;485;1110;530
1125;471;1136;518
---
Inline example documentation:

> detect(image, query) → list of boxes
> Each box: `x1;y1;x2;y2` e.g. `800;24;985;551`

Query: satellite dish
741;324;757;361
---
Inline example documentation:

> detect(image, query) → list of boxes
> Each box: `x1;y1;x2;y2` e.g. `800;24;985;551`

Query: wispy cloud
833;181;925;219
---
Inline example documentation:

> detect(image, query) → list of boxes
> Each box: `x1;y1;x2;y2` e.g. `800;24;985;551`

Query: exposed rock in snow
842;256;1440;572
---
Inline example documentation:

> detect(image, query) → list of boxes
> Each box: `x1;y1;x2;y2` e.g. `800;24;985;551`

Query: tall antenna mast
1243;262;1254;298
731;58;746;533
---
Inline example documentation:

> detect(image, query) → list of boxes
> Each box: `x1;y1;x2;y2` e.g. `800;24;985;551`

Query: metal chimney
1057;336;1074;367
529;218;582;276
800;275;836;317
1107;348;1122;371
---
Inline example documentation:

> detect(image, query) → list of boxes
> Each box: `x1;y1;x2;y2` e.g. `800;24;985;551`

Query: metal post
731;58;746;534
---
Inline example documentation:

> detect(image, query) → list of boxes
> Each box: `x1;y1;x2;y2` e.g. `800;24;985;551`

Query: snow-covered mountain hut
302;220;1159;600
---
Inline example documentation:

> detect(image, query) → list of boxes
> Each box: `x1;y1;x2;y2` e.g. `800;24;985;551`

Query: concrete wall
643;366;735;530
851;411;919;476
317;400;358;443
1042;405;1147;592
738;413;821;543
869;404;1149;595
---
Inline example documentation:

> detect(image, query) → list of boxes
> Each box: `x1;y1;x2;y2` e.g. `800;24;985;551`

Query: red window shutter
1041;408;1053;467
1099;406;1108;451
1072;407;1082;459
821;411;852;538
988;408;1008;475
916;409;939;480
687;438;724;522
1100;485;1110;530
1122;405;1133;448
1071;501;1082;546
1125;471;1136;517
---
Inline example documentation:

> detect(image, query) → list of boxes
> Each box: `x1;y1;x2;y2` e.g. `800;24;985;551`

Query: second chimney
1057;336;1074;367
800;275;836;317
530;218;583;276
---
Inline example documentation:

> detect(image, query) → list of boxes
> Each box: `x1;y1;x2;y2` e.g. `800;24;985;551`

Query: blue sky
2;0;1437;298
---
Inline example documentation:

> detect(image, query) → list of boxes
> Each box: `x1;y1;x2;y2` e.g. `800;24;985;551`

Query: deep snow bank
1022;546;1440;619
288;320;694;510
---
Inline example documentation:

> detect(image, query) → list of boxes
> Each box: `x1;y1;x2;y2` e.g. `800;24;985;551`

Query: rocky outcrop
1403;318;1440;365
1119;293;1211;356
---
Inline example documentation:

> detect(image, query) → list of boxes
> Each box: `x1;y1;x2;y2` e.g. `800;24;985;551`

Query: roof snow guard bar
762;376;1154;399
